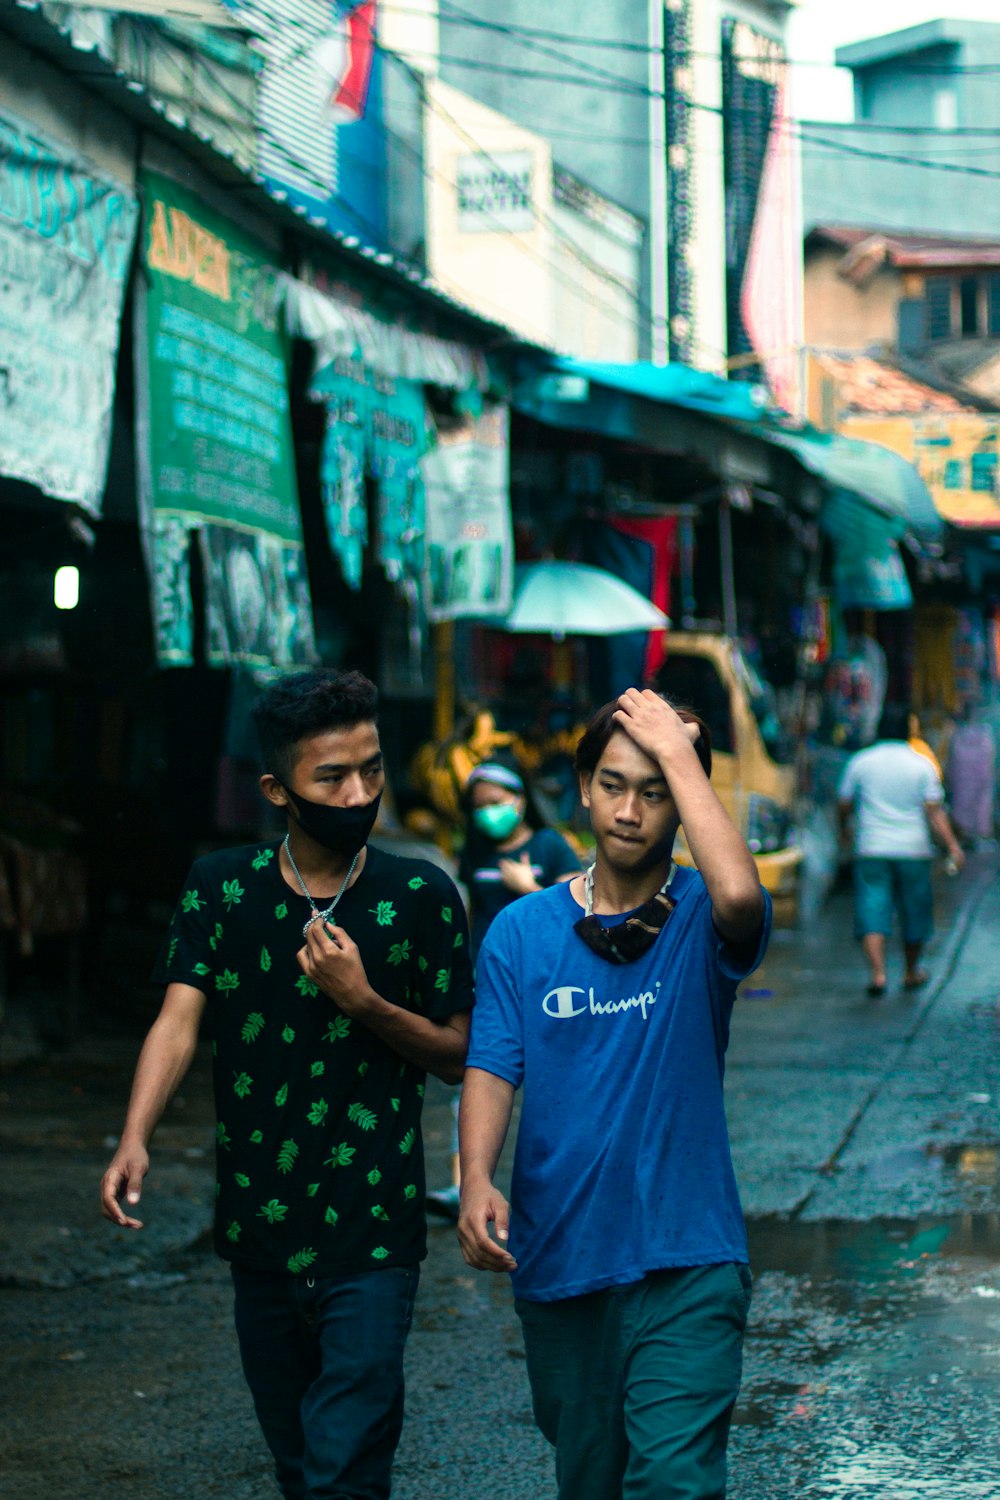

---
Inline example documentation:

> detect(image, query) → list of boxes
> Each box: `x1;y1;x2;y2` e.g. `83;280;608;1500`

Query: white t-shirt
838;741;943;859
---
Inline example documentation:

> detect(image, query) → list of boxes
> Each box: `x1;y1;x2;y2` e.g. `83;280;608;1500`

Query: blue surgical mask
473;803;521;841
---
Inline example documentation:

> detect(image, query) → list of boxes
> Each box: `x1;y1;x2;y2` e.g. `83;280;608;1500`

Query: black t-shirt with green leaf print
153;841;473;1279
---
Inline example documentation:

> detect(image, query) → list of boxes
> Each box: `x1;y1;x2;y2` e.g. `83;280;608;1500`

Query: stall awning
523;358;768;422
514;358;945;548
751;425;944;546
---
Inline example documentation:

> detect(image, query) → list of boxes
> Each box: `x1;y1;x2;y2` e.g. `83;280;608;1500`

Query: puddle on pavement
733;1213;1000;1495
747;1211;1000;1284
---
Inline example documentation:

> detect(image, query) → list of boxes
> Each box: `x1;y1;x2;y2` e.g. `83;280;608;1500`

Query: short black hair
252;669;378;784
575;695;712;779
876;702;911;742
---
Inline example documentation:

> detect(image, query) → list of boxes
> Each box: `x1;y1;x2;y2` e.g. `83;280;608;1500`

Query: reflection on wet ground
732;1215;1000;1498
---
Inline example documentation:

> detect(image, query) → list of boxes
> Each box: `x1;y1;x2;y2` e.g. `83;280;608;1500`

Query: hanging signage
456;152;534;233
841;413;1000;529
422;405;513;622
0;106;138;513
135;168;315;667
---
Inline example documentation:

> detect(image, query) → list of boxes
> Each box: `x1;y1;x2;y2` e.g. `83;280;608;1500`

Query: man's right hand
100;1142;149;1229
457;1178;517;1273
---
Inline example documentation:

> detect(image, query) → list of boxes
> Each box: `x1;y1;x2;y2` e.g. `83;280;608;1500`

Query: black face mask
283;788;382;856
573;865;678;964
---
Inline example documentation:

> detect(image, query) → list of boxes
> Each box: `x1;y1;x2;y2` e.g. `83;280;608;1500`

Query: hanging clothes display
913;604;959;715
948;721;996;840
953;609;986;713
819;634;888;751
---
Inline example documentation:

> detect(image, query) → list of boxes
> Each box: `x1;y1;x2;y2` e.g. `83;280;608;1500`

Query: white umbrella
501;561;670;639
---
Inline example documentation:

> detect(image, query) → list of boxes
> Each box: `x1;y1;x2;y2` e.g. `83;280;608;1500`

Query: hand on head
613;689;702;766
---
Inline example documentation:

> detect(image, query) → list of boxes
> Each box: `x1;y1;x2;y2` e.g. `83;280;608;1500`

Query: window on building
989;276;1000;337
971;451;997;494
960;277;980;337
933;87;957;130
925;279;952;341
924;273;1000;342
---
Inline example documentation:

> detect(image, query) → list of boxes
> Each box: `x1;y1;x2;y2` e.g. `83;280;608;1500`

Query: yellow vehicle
654;633;801;912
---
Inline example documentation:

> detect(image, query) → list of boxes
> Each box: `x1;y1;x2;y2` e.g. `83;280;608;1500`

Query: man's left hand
298;922;374;1015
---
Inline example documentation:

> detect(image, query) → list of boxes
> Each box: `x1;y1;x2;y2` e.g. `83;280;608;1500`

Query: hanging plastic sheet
421;405;513;622
199;526;316;669
0;104;138;512
820;488;913;611
311;358;428;590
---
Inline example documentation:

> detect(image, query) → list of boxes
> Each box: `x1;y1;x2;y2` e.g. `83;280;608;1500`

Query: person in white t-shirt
839;703;964;997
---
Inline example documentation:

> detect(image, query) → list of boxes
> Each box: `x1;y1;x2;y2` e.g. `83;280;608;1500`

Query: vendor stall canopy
514;358;944;552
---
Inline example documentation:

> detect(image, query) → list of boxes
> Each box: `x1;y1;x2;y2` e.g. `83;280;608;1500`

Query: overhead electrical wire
141;21;652;343
143;14;1000;365
253;0;1000;78
55;7;1000;370
98;12;647;327
383;0;1000;76
383;49;647;299
402;46;1000;184
215;5;1000;182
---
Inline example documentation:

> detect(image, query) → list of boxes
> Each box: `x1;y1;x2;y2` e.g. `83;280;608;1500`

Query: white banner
421;405;513;622
0;107;138;513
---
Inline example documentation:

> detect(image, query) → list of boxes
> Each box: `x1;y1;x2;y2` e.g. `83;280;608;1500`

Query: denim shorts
853;857;934;944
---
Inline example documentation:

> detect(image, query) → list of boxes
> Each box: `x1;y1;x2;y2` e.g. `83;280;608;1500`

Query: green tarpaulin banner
135;168;316;668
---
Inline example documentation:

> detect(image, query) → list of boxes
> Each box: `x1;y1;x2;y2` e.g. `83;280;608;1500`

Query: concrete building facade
387;0;798;390
802;20;1000;239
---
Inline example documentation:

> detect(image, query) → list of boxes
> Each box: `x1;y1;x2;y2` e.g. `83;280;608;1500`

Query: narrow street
1;858;998;1499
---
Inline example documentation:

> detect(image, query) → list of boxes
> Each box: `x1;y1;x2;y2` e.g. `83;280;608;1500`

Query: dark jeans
231;1263;419;1500
517;1263;751;1500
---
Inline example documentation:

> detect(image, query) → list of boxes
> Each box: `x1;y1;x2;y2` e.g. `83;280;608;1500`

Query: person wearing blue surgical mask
426;760;579;1220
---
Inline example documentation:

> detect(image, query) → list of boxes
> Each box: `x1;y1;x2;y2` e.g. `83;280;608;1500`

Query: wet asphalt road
1;854;999;1498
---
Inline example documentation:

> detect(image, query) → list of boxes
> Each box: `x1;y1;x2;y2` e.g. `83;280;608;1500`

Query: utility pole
648;0;669;366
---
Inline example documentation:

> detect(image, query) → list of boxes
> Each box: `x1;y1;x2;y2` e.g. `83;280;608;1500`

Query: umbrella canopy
501;561;670;638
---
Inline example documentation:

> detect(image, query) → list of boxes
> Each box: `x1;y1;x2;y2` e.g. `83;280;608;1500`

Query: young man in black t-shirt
101;669;473;1500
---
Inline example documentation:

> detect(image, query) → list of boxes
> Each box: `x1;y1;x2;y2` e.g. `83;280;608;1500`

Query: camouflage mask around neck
573;864;678;965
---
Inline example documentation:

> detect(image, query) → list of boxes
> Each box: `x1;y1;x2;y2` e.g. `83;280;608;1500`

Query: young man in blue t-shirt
458;688;770;1500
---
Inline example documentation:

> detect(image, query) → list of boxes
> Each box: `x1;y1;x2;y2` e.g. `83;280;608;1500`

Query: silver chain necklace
583;860;677;917
283;835;361;940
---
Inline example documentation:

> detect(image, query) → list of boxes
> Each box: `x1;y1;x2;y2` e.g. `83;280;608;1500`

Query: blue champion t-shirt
466;865;772;1302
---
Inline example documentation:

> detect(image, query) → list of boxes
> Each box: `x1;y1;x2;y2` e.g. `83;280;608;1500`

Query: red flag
325;1;377;123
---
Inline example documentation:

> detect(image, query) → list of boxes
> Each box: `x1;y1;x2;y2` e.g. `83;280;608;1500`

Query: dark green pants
516;1263;751;1500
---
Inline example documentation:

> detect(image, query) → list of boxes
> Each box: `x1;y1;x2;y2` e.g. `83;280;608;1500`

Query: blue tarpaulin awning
529;358;769;422
514;358;945;549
